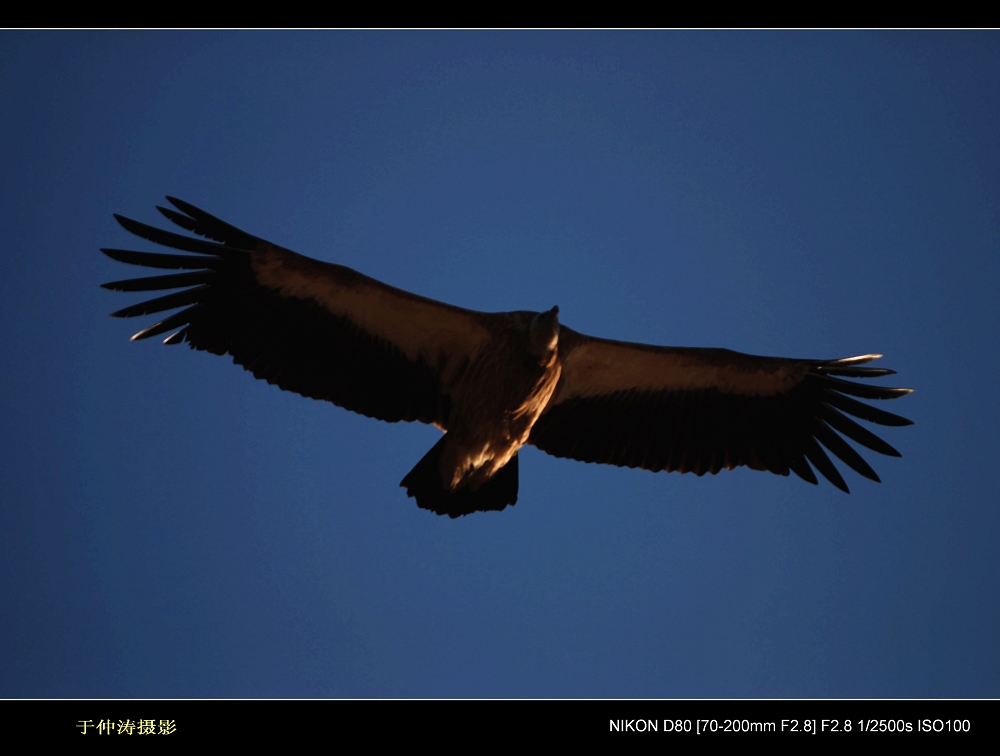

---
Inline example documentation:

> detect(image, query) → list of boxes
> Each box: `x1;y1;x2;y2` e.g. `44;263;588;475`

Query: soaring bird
103;198;913;517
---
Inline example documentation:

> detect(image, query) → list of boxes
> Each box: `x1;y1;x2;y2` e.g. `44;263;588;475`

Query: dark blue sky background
1;31;997;698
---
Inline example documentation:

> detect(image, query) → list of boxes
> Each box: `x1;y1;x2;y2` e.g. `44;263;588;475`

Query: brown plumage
103;198;913;517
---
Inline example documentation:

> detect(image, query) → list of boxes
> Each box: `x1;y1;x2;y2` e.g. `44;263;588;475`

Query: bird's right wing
529;327;913;492
102;198;495;427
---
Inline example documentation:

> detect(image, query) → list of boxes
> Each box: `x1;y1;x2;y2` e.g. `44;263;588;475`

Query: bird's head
528;305;560;365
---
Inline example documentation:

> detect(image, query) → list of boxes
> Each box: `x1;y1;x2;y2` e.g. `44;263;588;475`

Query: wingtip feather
826;354;883;367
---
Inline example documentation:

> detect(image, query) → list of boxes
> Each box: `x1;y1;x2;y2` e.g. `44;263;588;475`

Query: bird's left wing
528;327;913;492
102;198;493;426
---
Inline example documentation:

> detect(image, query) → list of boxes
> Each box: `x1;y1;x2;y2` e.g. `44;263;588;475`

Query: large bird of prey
103;198;913;517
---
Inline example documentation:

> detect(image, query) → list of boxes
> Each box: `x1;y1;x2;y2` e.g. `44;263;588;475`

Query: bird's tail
400;436;519;518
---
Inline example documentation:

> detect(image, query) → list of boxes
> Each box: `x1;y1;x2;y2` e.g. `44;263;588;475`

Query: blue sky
1;31;997;698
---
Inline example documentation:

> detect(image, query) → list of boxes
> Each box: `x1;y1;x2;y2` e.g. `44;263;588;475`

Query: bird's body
435;309;561;492
103;198;913;517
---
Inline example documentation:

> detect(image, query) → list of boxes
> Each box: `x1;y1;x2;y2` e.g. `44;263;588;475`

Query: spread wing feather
529;328;912;492
103;198;495;426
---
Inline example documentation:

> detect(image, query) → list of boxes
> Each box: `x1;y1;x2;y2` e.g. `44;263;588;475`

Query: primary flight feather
103;198;913;517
